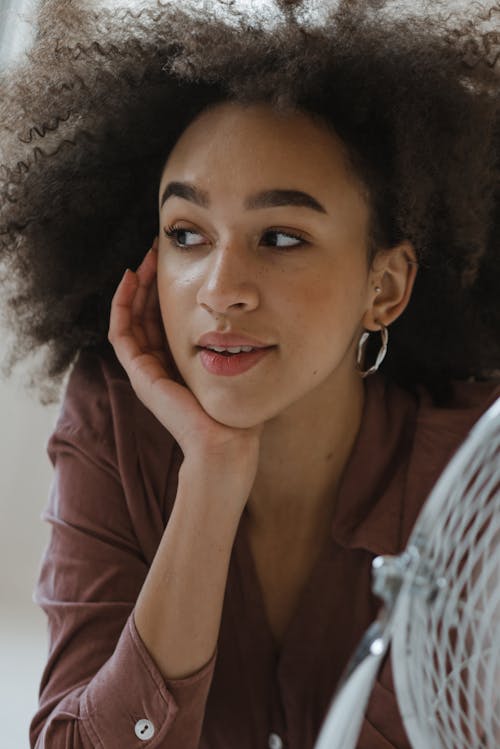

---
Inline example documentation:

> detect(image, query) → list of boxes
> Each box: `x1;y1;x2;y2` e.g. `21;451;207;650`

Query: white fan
314;396;500;749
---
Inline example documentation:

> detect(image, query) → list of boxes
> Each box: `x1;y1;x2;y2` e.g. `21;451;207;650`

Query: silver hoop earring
356;324;388;377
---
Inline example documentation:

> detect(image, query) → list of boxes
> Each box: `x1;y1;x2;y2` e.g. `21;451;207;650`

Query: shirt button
268;732;283;749
134;718;155;740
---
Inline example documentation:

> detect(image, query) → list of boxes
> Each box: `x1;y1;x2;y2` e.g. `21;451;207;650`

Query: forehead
160;101;363;200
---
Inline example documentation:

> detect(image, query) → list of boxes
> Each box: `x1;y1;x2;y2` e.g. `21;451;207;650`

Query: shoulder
401;377;500;542
337;374;500;554
52;340;130;443
49;340;178;471
412;377;500;472
47;342;181;549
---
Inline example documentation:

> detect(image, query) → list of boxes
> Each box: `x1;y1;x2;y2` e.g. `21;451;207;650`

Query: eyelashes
163;223;308;251
164;224;204;249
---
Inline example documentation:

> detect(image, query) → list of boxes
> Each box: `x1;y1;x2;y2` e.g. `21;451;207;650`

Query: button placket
134;718;155;741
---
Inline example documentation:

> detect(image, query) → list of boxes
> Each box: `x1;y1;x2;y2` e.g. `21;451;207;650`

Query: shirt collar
329;373;418;556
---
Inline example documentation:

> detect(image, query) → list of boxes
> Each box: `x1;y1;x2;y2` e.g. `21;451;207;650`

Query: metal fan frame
391;399;500;749
313;397;500;749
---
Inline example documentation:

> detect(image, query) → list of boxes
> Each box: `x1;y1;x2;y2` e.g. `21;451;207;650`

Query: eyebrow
160;180;327;214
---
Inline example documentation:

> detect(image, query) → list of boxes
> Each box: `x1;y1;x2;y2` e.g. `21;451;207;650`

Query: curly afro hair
0;0;499;405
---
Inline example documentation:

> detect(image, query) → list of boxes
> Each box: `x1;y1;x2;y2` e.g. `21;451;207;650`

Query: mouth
196;345;276;376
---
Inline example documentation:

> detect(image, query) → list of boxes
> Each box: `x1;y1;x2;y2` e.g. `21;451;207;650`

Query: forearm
133;464;244;680
32;460;234;749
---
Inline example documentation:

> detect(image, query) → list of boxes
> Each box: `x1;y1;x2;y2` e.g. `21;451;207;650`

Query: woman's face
157;101;379;428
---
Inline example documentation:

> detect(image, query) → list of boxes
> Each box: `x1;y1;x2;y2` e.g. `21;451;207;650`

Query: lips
197;331;273;349
199;346;274;376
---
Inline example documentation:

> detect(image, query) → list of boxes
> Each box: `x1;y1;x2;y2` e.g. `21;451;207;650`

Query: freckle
313;369;318;375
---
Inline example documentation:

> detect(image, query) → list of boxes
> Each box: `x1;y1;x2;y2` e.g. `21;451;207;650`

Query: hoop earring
356;324;388;378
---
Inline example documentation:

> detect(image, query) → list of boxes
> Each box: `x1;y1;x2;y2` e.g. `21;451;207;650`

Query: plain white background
0;369;60;749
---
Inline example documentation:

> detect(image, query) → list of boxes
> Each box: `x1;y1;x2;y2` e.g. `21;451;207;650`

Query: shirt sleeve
30;389;217;748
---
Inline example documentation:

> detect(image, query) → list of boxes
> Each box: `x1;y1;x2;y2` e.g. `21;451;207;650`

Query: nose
196;243;260;316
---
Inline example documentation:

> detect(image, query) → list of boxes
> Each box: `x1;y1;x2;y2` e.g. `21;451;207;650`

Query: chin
193;386;274;428
201;399;263;430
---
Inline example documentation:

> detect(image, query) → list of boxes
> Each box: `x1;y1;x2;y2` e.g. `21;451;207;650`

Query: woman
0;1;499;747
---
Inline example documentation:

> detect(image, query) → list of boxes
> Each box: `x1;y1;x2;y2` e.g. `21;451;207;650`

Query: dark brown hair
1;0;499;404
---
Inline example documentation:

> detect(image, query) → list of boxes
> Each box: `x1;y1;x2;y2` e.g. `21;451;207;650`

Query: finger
142;271;163;340
128;248;158;352
140;249;162;337
143;285;176;376
109;269;223;451
108;269;146;367
109;268;137;336
109;256;169;372
110;307;167;394
131;248;157;325
112;323;194;441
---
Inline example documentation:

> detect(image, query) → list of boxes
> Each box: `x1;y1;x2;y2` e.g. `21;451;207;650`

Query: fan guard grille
392;418;500;749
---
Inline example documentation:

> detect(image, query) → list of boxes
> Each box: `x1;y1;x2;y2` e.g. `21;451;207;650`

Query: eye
261;229;307;249
163;225;308;250
164;224;206;248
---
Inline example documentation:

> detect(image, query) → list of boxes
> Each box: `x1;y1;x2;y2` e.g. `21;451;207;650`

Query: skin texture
109;101;420;669
154;101;417;532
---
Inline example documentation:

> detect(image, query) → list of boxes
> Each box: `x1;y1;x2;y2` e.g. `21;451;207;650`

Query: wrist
175;460;247;533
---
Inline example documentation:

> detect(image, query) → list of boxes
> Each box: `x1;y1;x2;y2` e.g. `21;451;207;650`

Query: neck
245;369;365;538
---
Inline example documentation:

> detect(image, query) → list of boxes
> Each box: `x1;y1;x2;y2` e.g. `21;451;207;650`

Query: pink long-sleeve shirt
29;342;499;749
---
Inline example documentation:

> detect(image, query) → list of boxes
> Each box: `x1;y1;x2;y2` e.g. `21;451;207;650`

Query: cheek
156;271;190;347
156;253;203;317
280;274;369;382
284;269;366;334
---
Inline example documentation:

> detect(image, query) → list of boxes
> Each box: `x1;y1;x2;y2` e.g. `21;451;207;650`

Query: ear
362;240;418;331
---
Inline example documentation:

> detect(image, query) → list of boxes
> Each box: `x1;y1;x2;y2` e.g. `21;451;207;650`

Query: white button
268;732;283;749
135;719;155;741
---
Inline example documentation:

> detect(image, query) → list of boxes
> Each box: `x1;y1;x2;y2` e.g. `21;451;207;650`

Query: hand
107;239;263;500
